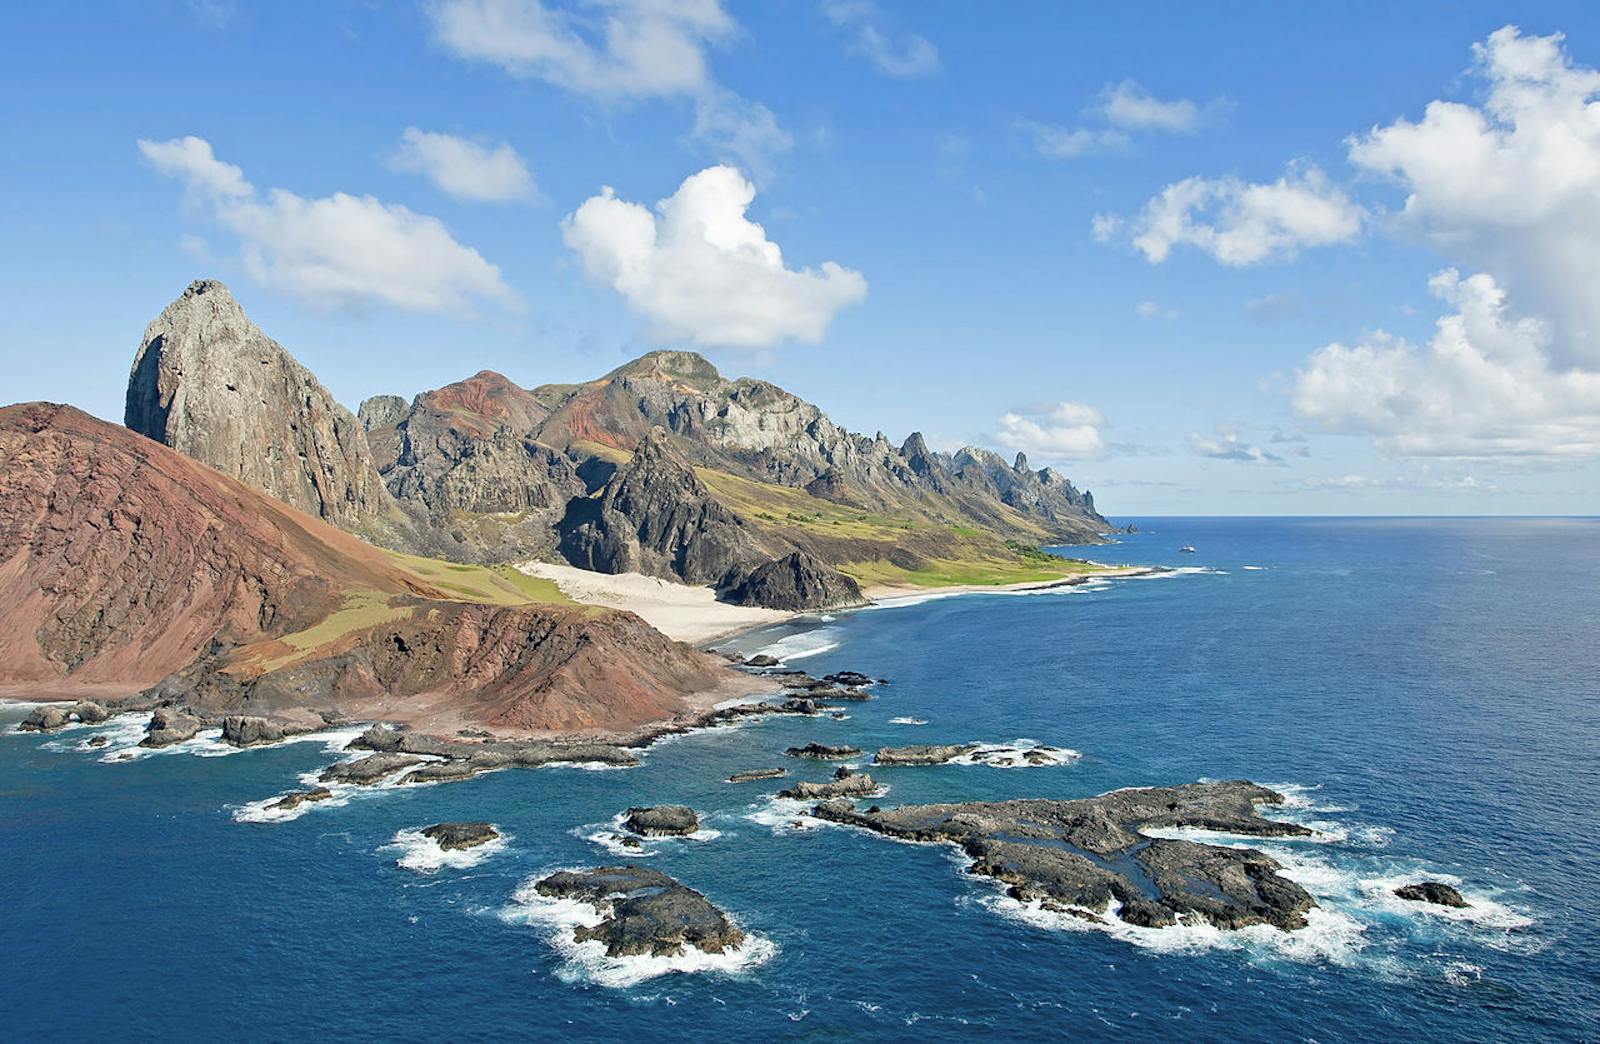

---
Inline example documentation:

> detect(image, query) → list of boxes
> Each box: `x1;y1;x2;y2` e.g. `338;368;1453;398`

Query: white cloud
139;136;515;314
995;402;1106;460
1187;428;1284;465
1288;472;1496;494
388;128;536;203
1099;80;1201;133
427;0;789;175
1348;25;1600;367
689;89;794;182
1021;121;1129;159
1135;300;1177;319
821;1;940;79
426;0;730;98
138;136;252;200
1120;163;1363;265
1292;269;1600;460
561;165;866;347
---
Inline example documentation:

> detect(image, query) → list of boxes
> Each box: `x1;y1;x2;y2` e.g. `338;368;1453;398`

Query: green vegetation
697;467;930;541
839;554;1105;590
384;550;572;606
255;590;415;671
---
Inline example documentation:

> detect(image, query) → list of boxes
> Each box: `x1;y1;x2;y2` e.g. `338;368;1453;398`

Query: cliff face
125;280;387;530
0;403;433;691
558;428;775;584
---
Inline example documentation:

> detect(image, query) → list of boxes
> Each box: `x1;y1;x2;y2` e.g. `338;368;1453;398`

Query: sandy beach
515;561;793;644
517;560;1163;647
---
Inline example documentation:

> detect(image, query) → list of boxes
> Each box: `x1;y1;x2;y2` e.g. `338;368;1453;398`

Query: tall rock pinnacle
125;279;387;530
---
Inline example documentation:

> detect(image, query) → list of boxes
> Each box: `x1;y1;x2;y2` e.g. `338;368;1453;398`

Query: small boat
1179;545;1196;553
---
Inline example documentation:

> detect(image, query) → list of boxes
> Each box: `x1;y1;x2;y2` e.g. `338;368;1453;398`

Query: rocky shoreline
811;780;1319;932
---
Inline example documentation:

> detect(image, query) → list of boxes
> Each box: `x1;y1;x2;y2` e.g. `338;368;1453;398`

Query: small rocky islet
622;806;700;837
420;822;500;851
534;866;746;959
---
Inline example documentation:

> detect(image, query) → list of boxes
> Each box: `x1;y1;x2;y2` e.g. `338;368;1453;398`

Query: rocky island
534;866;746;958
812;780;1318;931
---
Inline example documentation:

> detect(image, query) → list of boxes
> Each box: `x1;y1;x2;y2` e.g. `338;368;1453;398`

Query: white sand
515;561;791;645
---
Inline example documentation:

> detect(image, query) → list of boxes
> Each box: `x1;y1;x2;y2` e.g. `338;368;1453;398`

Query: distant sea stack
125;279;388;530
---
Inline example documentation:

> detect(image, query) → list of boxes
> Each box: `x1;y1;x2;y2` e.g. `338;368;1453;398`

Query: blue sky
5;1;1600;516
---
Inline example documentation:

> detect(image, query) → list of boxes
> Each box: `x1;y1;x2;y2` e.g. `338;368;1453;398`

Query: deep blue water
3;518;1598;1041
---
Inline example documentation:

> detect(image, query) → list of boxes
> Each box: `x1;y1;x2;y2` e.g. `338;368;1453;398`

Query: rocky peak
1013;452;1029;472
721;550;866;611
125;279;387;530
558;426;775;584
413;369;551;438
358;395;408;432
609;350;724;388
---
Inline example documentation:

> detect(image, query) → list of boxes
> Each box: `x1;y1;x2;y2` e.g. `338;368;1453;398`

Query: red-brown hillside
0;403;739;734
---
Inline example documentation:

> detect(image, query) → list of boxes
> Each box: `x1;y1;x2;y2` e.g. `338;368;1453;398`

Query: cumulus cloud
1098;80;1202;133
139;135;515;313
388;128;536;203
1292;269;1600;460
1348;25;1600;367
1116;163;1363;265
995;402;1106;460
821;1;940;79
561;165;866;347
427;0;789;175
1187;428;1284;465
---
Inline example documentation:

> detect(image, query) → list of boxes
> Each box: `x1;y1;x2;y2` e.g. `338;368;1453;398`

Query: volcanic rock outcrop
533;865;746;958
721;550;866;611
813;781;1318;932
558;428;775;585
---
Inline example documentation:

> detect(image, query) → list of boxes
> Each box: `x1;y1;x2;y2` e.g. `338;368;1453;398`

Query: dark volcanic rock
18;706;70;732
421;822;500;851
811;780;1316;933
221;715;311;747
785;743;861;760
140;707;201;747
534;865;746;958
270;787;334;810
728;768;787;783
874;744;980;766
87;735;110;748
823;671;874;688
559;428;773;584
623;805;700;837
743;654;780;668
1394;881;1469;908
779;772;881;800
319;753;425;785
721;550;866;611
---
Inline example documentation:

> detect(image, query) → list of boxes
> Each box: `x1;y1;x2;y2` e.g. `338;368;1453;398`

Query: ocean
3;517;1596;1041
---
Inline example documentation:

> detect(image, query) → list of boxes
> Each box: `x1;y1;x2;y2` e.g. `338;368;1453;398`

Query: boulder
18;706;70;732
140;707;201;747
623;805;700;837
1394;881;1469;908
221;715;308;747
70;701;110;724
420;822;500;851
270;787;334;810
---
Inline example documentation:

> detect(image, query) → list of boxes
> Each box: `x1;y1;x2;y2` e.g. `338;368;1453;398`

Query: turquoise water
3;518;1596;1041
